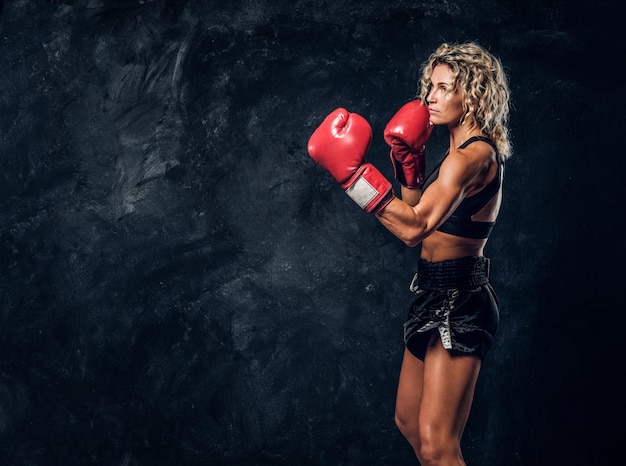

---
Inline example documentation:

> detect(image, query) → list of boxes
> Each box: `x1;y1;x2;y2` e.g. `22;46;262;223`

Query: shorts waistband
410;256;490;292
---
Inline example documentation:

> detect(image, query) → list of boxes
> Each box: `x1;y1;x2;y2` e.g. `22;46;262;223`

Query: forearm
400;185;422;207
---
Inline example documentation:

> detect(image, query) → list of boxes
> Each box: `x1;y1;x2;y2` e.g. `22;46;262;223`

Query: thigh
395;347;425;423
420;335;482;438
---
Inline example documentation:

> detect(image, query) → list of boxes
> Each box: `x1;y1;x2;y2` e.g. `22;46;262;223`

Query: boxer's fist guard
384;100;433;188
308;108;393;214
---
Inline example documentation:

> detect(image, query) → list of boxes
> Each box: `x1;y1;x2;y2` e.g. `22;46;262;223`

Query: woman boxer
308;41;512;465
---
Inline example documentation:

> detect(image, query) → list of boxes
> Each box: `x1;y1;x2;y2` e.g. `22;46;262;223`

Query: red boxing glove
384;100;433;188
308;108;394;214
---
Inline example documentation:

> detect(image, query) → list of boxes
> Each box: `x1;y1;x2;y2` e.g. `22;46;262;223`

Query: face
426;64;465;126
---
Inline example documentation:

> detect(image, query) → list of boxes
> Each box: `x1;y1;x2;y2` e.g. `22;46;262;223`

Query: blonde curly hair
418;42;512;159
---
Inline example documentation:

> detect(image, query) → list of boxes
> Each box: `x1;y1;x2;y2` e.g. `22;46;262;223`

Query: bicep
412;178;463;232
413;155;478;231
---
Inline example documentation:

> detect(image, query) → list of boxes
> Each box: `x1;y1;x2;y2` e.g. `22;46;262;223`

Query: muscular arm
376;146;491;247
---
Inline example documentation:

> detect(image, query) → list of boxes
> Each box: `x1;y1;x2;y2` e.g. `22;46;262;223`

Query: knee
416;439;440;466
394;410;420;447
395;414;446;465
416;429;460;466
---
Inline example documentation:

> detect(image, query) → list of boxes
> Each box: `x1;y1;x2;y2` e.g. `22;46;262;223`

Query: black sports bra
422;136;503;239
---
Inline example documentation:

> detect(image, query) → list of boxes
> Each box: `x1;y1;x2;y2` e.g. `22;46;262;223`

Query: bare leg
395;333;482;465
395;346;425;458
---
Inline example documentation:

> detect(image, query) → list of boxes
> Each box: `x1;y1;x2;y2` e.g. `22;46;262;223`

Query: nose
426;87;436;104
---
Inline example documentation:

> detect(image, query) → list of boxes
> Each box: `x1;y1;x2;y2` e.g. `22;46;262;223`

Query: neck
448;122;484;149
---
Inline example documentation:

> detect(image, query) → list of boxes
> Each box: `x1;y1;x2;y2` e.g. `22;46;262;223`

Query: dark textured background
0;1;622;465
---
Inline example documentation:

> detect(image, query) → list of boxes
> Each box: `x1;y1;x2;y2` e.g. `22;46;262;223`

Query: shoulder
452;138;496;170
439;139;497;187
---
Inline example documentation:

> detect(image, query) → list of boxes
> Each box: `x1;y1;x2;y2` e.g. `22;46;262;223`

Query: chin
429;115;442;125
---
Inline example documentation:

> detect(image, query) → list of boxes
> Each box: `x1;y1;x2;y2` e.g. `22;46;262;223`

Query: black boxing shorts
403;256;499;361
